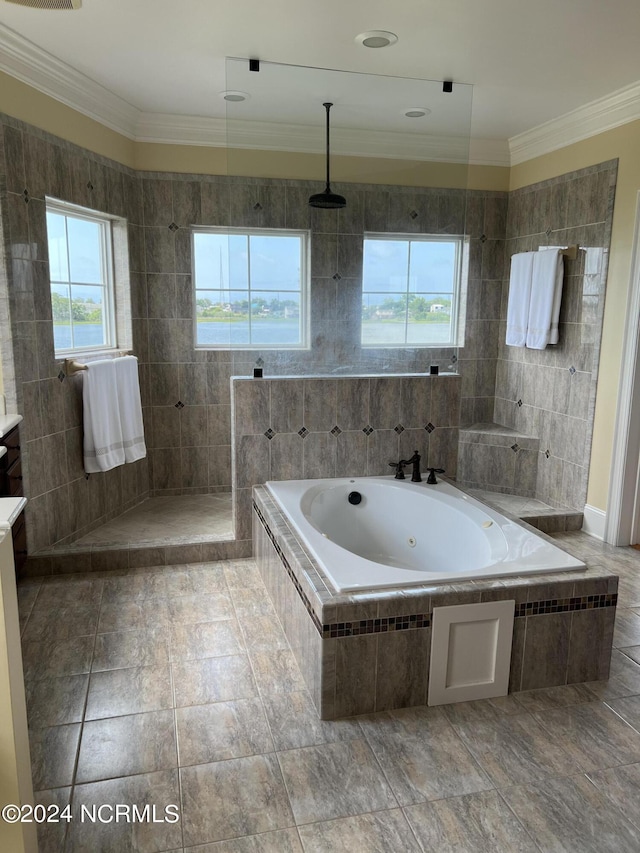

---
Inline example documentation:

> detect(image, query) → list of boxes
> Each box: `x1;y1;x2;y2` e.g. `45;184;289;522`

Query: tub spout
390;451;422;482
403;451;422;483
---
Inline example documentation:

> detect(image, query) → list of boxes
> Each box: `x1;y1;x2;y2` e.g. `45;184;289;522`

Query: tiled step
458;422;540;495
519;511;584;534
467;487;583;534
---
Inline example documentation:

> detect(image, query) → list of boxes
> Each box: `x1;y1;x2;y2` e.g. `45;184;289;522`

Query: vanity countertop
0;414;23;438
0;497;26;529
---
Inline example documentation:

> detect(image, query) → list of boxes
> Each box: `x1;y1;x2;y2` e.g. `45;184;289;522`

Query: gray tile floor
16;532;640;852
73;494;233;548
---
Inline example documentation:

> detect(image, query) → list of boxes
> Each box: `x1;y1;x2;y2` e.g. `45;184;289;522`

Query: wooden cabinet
0;425;27;573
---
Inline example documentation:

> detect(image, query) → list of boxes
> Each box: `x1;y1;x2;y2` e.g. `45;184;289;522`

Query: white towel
526;249;564;349
82;360;125;473
115;356;147;463
585;247;602;276
506;251;535;347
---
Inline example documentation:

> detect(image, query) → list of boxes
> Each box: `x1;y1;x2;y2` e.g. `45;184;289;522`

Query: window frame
361;232;463;349
46;198;117;356
192;225;310;351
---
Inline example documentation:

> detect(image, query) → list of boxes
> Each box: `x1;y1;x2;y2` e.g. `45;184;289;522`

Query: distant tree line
362;295;452;321
51;292;102;324
196;296;299;319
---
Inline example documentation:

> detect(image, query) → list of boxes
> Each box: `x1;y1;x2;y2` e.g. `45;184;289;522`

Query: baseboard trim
582;504;607;540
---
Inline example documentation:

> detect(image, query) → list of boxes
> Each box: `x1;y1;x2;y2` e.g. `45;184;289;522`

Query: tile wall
232;374;461;541
0;111;617;553
493;161;618;509
0;116;149;552
0;113;500;552
457;193;508;425
458;423;540;498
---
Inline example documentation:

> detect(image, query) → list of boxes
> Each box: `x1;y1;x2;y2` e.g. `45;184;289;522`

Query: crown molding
468;137;510;167
0;23;139;137
136;113;511;166
0;23;509;165
135;113;227;147
509;80;640;165
8;21;639;169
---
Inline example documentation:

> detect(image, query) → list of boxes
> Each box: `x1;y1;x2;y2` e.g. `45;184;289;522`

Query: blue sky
194;232;302;298
48;217;459;309
362;238;457;298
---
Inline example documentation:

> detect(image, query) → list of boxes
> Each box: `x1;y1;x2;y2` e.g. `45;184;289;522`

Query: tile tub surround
253;484;617;719
232;373;461;543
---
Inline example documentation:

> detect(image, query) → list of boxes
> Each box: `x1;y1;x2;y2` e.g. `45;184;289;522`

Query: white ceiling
1;0;640;164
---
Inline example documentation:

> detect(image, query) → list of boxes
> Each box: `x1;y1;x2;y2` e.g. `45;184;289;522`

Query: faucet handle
389;460;406;479
426;467;445;484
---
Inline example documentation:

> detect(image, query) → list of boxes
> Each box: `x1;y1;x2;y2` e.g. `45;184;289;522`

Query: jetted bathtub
265;476;585;592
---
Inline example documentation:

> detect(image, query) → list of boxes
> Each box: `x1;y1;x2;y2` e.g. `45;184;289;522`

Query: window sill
194;344;309;352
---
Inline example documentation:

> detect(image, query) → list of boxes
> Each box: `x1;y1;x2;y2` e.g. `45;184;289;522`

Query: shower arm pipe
323;102;332;191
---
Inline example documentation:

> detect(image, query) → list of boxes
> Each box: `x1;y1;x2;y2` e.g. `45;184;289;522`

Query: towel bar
63;358;89;376
511;245;579;263
63;350;134;377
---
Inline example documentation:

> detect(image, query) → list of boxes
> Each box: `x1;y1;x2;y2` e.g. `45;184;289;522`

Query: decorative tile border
515;594;617;618
322;614;430;639
254;500;322;634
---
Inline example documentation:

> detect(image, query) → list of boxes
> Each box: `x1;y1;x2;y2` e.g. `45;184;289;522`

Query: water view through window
193;229;307;348
46;202;113;353
361;235;461;346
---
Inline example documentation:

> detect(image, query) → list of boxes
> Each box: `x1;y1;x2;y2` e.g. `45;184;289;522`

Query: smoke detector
4;0;82;8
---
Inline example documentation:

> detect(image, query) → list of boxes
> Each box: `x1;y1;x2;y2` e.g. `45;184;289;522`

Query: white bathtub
265;476;585;592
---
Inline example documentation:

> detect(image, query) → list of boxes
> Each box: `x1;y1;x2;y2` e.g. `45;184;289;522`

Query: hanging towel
82;360;125;473
115;355;147;463
526;249;564;350
506;251;535;347
585;247;602;276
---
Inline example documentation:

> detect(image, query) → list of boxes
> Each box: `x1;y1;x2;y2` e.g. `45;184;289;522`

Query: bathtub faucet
389;451;422;483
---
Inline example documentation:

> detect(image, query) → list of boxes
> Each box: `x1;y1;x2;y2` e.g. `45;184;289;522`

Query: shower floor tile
73;493;233;547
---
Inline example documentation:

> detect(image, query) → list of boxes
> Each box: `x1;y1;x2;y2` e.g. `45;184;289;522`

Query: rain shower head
309;102;346;210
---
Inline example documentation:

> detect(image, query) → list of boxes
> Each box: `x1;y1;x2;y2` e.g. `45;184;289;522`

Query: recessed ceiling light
355;30;398;49
404;108;431;118
220;91;250;102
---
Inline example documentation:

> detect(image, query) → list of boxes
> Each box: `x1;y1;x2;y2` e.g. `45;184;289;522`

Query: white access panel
428;600;515;705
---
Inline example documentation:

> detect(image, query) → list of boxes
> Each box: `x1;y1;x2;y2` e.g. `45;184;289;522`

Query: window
361;234;462;347
193;228;308;349
46;200;116;354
